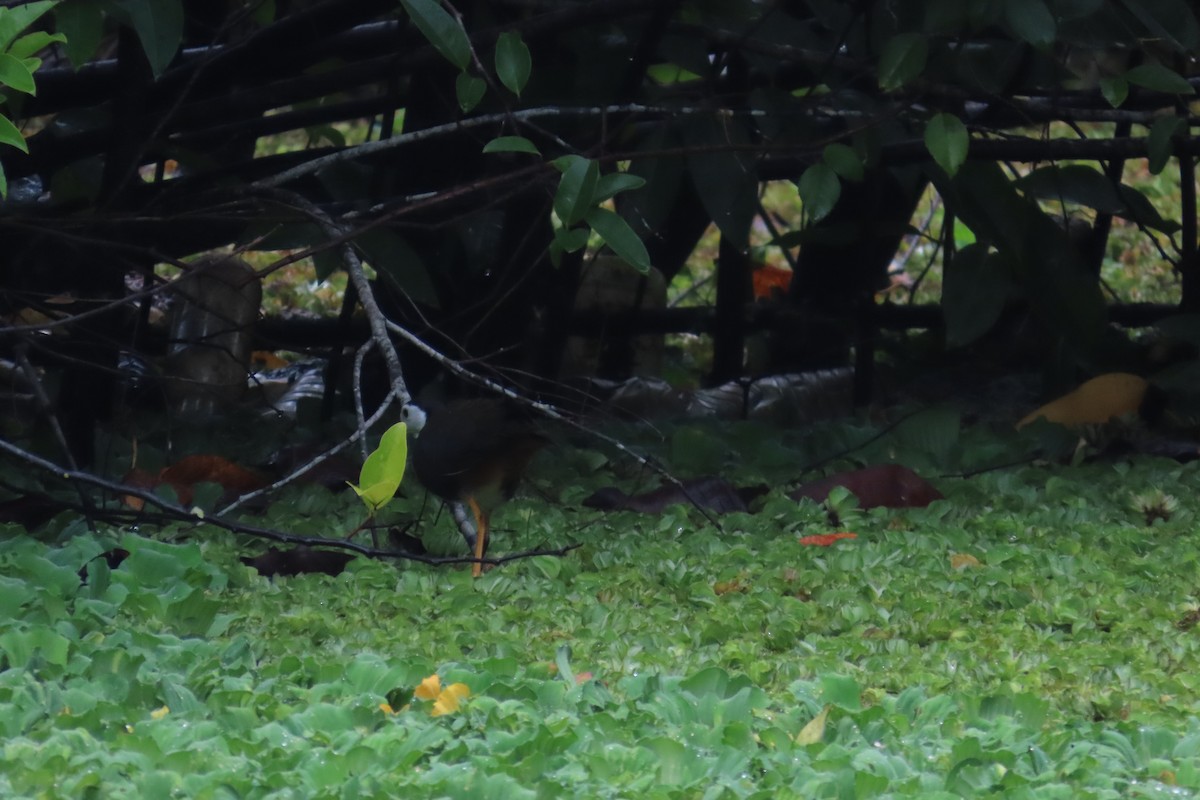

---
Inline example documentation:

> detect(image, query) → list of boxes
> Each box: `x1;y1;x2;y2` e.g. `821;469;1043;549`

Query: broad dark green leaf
877;33;928;91
924;113;969;177
593;172;646;204
401;0;470;70
822;143;863;181
554;155;599;226
109;0;184;79
495;31;531;96
1099;76;1128;108
685;115;757;248
942;245;1012;347
55;1;105;68
1004;0;1057;48
1147;116;1184;175
482;136;540;155
1117;184;1180;232
0;53;33;94
357;229;439;307
1124;62;1195;95
585;207;651;273
797;162;840;222
1117;0;1200;53
455;72;486;113
1015;164;1124;213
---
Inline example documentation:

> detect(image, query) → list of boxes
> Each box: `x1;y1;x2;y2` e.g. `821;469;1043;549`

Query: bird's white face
400;403;428;435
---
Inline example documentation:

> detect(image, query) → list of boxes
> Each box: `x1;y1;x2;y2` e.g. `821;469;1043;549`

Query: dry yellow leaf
432;683;470;716
950;553;980;570
795;705;830;745
1017;373;1147;429
150;705;170;720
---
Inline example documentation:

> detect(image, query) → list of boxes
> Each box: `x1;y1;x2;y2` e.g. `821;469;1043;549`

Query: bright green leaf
0;53;34;94
797;162;840;222
925;112;969;177
495;31;531;96
822;143;864;181
482;135;540;155
0;112;28;152
585;206;651;273
348;422;408;514
455;72;486;113
821;674;862;711
401;0;471;70
877;33;928;91
8;31;66;60
0;1;56;53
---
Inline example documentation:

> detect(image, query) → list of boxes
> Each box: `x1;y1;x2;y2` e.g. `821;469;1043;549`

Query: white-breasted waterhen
401;398;546;577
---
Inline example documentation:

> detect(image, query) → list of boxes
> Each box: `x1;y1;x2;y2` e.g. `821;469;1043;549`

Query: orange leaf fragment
414;674;441;701
575;672;594;684
431;683;470;716
950;553;980;570
799;532;858;547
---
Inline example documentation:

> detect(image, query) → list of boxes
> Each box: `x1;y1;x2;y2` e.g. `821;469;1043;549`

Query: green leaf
455;72;486;113
1099;76;1128;108
550;226;589;267
877;33;928;91
942;244;1012;347
55;1;105;68
401;0;471;70
495;31;531;96
482;135;540;155
821;674;862;711
348;422;408;514
822;143;863;181
0;1;56;52
798;162;840;222
0;160;7;199
1147;116;1184;175
1124;62;1195;95
553;155;599;226
0;53;34;94
109;0;184;79
585;207;651;273
8;31;66;60
925;112;969;177
592;172;646;204
1004;0;1057;48
0;112;28;152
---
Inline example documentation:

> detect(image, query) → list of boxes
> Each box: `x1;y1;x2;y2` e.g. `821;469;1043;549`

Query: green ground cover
2;416;1200;798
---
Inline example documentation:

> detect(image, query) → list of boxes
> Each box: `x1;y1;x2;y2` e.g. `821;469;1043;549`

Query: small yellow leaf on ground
432;683;470;716
795;705;830;745
414;674;441;700
150;705;170;720
379;703;396;715
1017;373;1147;429
950;553;980;570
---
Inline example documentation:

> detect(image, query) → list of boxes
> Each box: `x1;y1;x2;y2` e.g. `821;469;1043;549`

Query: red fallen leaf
799;532;858;546
789;464;942;509
159;455;267;501
575;671;594;684
752;263;793;299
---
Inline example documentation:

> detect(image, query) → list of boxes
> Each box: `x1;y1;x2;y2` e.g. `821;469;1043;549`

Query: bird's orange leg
468;496;487;578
